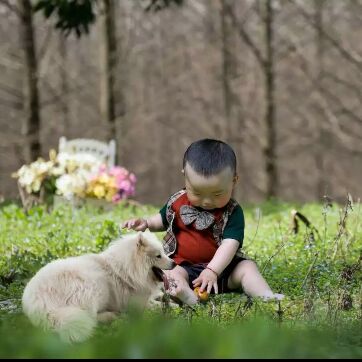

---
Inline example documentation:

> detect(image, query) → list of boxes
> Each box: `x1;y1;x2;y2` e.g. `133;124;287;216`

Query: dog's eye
156;255;162;259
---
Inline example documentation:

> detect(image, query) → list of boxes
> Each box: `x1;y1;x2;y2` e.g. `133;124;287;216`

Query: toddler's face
183;163;238;210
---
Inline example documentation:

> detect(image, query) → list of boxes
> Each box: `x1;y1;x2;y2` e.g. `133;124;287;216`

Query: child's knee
238;260;259;276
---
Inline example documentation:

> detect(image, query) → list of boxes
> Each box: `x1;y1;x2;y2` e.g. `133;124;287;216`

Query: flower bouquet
54;152;103;200
12;150;59;210
85;165;137;204
13;150;137;210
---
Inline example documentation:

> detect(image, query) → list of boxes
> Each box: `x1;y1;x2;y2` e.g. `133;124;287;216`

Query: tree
18;0;41;163
263;0;277;199
99;0;117;142
33;0;97;37
313;0;329;199
225;0;278;199
58;32;70;135
33;0;184;149
34;0;183;37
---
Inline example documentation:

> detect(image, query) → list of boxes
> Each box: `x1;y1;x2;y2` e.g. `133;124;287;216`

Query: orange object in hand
194;287;209;302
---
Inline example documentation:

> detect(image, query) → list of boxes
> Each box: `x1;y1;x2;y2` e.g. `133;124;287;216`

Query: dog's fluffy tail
47;307;96;344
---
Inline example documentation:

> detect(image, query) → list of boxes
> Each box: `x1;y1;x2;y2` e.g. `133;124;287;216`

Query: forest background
0;0;361;206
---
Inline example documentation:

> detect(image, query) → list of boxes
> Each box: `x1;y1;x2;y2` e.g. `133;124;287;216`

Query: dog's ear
141;231;151;245
137;232;146;248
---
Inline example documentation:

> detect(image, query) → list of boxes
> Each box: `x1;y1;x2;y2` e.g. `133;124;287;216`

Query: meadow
0;196;361;358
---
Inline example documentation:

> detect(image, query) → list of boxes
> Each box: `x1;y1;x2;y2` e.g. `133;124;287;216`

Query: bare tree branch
0;0;21;17
291;0;362;74
0;81;22;99
324;71;362;103
224;1;265;68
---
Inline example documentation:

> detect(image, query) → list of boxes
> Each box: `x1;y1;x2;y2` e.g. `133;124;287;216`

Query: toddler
123;139;284;305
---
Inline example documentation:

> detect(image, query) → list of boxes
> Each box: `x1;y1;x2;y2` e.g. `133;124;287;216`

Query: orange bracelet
206;266;219;277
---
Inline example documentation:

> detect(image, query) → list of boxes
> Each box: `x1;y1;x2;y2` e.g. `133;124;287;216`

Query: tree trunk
220;0;232;141
18;0;41;163
59;33;69;137
263;0;277;199
220;0;245;201
314;0;328;200
99;0;117;142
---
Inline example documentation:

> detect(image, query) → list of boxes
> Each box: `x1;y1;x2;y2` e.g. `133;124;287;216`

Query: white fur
22;231;174;343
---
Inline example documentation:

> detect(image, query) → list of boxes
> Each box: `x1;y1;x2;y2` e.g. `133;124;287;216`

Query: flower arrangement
85;165;137;203
12;150;60;197
12;150;137;206
54;152;103;200
13;157;56;195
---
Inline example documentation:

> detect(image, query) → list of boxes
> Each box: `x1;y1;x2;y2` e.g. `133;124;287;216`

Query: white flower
56;152;103;173
14;158;55;193
13;151;107;198
55;173;88;200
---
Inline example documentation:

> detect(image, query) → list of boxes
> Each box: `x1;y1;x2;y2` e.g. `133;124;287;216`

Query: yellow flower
105;188;117;201
84;174;120;201
109;178;117;188
66;160;78;174
49;149;57;162
93;185;106;198
98;174;110;184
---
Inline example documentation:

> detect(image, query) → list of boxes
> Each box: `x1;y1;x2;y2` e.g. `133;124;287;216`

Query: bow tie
179;205;215;230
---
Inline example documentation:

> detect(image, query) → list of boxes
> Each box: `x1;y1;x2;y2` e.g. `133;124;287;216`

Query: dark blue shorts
179;256;246;294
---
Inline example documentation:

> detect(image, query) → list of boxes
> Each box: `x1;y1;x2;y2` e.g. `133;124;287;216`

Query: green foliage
33;0;97;37
33;0;184;37
0;198;361;357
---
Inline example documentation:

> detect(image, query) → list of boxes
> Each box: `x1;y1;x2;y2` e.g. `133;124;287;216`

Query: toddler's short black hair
183;139;237;177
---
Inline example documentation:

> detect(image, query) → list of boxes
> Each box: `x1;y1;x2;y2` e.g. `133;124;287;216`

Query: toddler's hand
122;218;148;231
192;268;218;295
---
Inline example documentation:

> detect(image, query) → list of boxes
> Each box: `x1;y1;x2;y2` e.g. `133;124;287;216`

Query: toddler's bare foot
97;311;118;323
167;282;198;306
260;293;285;302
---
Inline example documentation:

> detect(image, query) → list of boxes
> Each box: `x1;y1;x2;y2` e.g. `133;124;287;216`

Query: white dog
22;231;175;343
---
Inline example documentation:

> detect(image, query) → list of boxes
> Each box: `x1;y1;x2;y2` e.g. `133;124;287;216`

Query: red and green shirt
159;191;244;265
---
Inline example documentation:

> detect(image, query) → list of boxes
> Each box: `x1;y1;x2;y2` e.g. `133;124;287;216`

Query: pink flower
129;173;137;183
110;166;129;178
98;164;108;173
112;194;122;203
91;164;137;203
117;179;130;191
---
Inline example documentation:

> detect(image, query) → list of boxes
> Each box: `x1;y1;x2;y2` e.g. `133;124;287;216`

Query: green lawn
0;198;361;358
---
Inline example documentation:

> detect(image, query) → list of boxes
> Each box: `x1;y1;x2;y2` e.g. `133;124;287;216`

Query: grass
0;196;361;358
